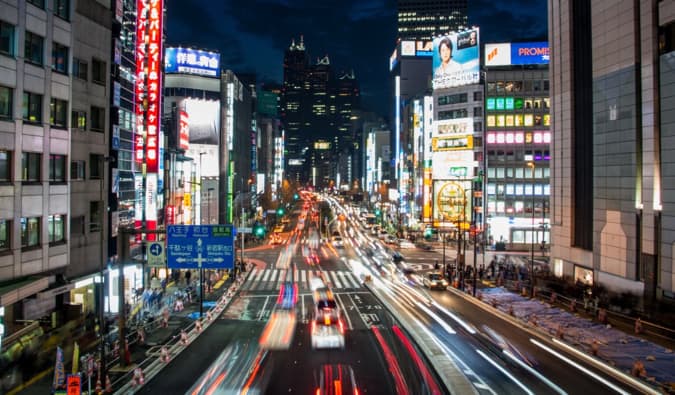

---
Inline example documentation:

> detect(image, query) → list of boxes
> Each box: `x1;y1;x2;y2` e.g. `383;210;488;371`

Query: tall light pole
198;152;206;317
208;188;214;224
527;161;536;297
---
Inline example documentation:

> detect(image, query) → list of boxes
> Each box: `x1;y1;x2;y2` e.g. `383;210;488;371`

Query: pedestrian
185;270;192;286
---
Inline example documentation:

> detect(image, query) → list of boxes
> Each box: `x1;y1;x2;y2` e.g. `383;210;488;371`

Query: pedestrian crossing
241;268;364;292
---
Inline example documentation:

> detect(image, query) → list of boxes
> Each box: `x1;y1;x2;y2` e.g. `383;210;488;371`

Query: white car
331;236;344;248
422;272;448;290
311;316;346;349
398;239;416;249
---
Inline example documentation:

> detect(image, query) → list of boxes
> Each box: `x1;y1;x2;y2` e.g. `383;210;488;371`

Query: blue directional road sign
167;225;236;269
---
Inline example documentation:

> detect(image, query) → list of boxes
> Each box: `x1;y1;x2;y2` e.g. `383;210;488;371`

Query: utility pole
116;227;165;368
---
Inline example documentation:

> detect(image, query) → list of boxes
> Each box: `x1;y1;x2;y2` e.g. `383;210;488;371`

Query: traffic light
293;193;299;200
424;227;433;239
374;209;381;217
277;207;285;216
254;224;266;238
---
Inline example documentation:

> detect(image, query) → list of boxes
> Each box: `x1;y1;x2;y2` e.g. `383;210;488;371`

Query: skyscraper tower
397;0;468;41
281;36;310;181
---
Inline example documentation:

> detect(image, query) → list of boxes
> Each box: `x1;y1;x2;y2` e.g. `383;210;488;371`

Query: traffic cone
96;377;102;393
105;375;113;393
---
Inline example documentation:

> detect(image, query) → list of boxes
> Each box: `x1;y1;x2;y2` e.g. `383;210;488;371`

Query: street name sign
167;225;236;269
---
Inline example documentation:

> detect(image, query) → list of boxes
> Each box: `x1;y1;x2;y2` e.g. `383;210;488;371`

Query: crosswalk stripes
241;269;363;291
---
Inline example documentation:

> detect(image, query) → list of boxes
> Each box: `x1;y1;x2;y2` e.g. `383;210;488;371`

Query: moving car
311;288;345;349
315;364;360;395
331;235;344;248
422;272;448;290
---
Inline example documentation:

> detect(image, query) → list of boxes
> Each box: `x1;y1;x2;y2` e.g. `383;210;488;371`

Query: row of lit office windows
486;97;550;111
0;150;105;184
487;114;550;128
0;215;66;253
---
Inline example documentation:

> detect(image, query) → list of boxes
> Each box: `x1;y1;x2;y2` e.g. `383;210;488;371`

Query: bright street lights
527;161;536;297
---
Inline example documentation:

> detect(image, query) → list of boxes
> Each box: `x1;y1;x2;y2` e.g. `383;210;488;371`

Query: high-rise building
0;0;73;334
397;0;468;41
280;37;360;187
281;36;309;181
68;0;112;317
549;0;675;301
483;41;551;250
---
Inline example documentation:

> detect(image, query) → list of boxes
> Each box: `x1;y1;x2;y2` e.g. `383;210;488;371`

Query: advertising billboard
431;150;474;179
433;180;472;227
484;42;549;66
178;110;189;150
135;0;163;239
179;98;220;145
165;47;220;77
432;28;480;89
401;40;434;57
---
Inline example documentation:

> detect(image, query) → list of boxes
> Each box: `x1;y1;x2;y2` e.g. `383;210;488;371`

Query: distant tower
397;0;468;41
281;36;310;181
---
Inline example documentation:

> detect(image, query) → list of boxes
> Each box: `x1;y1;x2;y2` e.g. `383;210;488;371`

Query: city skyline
166;0;548;116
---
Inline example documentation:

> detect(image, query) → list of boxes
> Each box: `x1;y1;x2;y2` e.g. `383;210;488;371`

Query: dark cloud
165;0;547;116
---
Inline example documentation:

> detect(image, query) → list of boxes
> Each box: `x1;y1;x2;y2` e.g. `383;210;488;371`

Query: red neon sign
135;0;163;173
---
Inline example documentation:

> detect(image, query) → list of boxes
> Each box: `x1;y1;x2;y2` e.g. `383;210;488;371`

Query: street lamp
527;161;536;297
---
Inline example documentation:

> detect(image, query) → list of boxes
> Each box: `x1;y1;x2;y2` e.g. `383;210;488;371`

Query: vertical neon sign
135;0;163;237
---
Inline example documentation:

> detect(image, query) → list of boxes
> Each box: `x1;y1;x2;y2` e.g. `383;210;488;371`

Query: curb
364;281;478;395
446;286;662;395
113;264;255;394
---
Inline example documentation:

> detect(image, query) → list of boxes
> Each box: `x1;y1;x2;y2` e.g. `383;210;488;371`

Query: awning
0;276;50;307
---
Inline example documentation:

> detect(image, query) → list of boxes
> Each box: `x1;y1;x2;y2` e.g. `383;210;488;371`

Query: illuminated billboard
431;151;474;179
179;98;220;145
178;110;189;150
433;180;472;227
401;40;434;57
484;42;549;66
135;0;164;239
314;141;331;150
432;28;480;89
165;47;220;77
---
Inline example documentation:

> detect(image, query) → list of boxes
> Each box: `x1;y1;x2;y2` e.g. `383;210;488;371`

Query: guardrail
112;264;254;394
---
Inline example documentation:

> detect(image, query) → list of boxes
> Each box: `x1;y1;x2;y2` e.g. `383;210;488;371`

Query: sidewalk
15;272;235;395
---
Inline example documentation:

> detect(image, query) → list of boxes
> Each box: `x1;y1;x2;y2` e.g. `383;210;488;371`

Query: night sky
165;0;548;117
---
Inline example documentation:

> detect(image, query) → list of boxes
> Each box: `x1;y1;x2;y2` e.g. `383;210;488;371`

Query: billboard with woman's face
432;28;480;89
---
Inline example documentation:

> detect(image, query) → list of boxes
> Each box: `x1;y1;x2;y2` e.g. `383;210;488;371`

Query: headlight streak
502;350;567;395
476;349;535;395
416;318;497;395
414;302;456;335
549;338;660;395
431;302;477;335
530;339;631;395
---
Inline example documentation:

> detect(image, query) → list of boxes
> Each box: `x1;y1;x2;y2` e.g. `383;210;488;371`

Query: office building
0;0;72;331
549;0;675;300
483;41;551;249
397;0;468;41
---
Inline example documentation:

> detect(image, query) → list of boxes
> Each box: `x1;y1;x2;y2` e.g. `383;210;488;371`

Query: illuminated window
534;185;543;195
505;115;514;127
496;115;505;127
487;184;496;194
544;114;550;126
505;133;514;144
496;97;505;110
23;92;42;122
515;132;524;143
48;214;66;244
534;115;542;125
533;99;542;109
525;133;532;144
487;201;496;212
486;98;495;110
496;133;505;144
515;184;524;195
496;168;505;178
515;98;524;110
506;184;514;195
514;200;524;213
524;114;534;126
533;132;543;144
543;98;550;109
514;114;523;126
505;97;514;110
487;115;495;127
487;133;496;144
21;217;41;248
496;201;505;213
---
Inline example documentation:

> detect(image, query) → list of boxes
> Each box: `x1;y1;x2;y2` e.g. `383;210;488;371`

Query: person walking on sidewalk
185;269;192;286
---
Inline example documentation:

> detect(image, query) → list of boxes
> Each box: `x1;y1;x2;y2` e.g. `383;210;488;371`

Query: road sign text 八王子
167;225;236;269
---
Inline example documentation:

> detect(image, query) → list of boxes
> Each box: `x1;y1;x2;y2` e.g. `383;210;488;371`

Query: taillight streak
391;325;442;395
371;326;409;395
